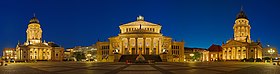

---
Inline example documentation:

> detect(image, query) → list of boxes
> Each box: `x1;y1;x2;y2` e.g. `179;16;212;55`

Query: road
0;62;279;74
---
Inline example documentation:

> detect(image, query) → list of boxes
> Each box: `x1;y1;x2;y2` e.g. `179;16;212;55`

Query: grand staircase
118;55;162;62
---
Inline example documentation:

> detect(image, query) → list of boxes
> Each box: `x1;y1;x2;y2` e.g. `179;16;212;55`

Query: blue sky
0;0;279;55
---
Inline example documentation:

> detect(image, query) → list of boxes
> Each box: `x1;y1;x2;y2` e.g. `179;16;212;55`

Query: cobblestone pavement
0;62;280;74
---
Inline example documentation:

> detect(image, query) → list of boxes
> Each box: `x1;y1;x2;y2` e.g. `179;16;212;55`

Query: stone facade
184;47;209;62
208;44;223;61
96;16;184;62
222;8;263;60
262;47;278;58
15;15;64;61
2;48;16;60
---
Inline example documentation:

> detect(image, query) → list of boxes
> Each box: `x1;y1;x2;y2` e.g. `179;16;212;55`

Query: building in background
73;45;97;61
2;48;16;60
96;16;184;62
63;51;71;61
64;45;97;61
15;15;64;61
222;7;263;60
184;47;209;62
262;45;278;59
63;48;73;61
208;44;223;61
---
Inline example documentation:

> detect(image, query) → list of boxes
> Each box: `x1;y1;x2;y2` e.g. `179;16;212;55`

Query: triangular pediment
120;20;161;26
222;40;248;47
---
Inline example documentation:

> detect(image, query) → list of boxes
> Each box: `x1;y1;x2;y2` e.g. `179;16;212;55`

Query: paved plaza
0;62;280;74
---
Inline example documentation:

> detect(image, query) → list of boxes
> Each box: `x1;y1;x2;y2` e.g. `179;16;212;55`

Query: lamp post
268;48;275;63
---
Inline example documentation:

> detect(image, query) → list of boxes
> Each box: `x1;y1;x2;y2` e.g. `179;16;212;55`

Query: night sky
1;0;279;55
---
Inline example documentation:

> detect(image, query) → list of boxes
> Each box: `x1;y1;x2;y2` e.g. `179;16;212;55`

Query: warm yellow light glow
190;54;194;57
87;54;92;57
268;49;275;54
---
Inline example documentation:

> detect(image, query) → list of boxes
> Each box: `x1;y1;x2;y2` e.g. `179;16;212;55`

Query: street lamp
268;48;275;63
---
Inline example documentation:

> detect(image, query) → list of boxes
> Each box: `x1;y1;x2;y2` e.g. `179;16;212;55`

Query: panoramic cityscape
1;0;280;74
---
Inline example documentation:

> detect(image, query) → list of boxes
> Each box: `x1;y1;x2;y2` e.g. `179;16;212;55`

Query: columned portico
222;7;263;61
97;16;184;62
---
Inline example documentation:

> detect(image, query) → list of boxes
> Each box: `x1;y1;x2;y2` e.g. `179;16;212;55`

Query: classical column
231;47;234;59
226;48;230;60
38;48;40;60
158;38;161;54
222;48;225;60
35;48;37;60
143;38;146;55
239;47;244;59
235;47;237;59
135;38;138;55
128;38;130;55
254;48;257;59
151;38;154;54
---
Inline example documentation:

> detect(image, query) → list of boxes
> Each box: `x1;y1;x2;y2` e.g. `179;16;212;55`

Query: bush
263;57;270;60
248;58;254;62
241;58;247;62
256;58;262;62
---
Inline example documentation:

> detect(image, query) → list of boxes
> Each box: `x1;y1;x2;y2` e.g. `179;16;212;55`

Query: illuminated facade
96;16;184;62
262;46;278;58
2;48;16;60
208;44;223;61
222;8;263;60
184;47;209;62
69;45;97;61
15;15;64;61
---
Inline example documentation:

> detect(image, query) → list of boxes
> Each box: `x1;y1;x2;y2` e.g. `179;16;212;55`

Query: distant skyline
1;0;280;55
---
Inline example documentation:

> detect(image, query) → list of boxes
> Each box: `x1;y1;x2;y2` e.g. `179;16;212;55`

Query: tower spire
33;13;36;17
241;5;243;11
236;5;248;20
17;40;20;45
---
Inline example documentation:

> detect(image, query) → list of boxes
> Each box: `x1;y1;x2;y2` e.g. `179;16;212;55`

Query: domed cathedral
222;7;263;61
25;15;42;45
15;15;64;61
96;16;185;62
